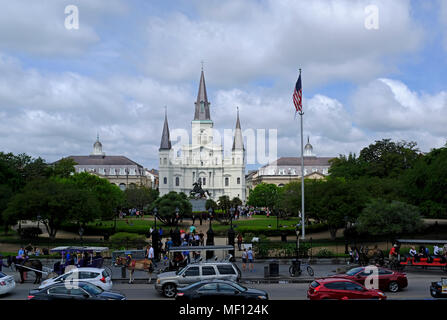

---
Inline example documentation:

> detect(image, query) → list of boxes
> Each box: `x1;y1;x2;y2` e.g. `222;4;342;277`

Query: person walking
247;247;254;272
147;244;156;267
241;248;248;272
237;233;243;251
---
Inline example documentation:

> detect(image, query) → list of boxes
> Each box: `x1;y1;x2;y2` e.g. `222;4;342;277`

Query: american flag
293;73;302;113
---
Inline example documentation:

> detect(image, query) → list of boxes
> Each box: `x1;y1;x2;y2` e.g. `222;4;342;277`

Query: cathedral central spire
194;69;211;121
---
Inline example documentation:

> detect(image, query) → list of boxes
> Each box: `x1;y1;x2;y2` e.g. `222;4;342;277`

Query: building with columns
64;136;154;190
246;138;334;196
158;69;246;202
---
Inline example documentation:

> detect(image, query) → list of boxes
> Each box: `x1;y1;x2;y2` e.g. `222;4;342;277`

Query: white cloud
142;0;424;88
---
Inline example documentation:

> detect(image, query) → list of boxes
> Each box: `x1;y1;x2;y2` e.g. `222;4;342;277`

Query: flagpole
299;68;305;240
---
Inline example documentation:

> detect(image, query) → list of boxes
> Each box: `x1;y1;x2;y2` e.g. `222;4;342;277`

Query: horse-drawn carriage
5;246;110;284
389;239;447;272
46;246;111;278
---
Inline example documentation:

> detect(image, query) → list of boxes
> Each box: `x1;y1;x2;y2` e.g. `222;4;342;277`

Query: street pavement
1;262;446;300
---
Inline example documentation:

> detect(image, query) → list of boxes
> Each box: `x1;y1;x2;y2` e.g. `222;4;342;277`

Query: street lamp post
228;207;235;262
295;224;300;260
206;208;214;260
36;215;41;230
79;226;84;247
152;207;159;260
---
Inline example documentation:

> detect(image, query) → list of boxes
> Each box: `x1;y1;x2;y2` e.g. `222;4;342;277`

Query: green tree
231;197;242;208
124;185;159;212
3;178;101;240
205;199;217;211
400;144;447;218
69;172;124;220
247;183;278;209
150;191;192;226
50;157;77;178
355;199;423;236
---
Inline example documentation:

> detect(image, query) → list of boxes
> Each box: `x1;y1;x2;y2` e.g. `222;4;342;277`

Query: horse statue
6;255;43;284
114;256;154;284
189;181;210;199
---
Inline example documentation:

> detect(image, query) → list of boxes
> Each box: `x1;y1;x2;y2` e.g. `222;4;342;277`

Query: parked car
39;267;112;291
329;266;407;292
307;278;387;300
430;280;447;298
28;281;125;300
0;272;16;296
175;279;269;301
156;262;241;298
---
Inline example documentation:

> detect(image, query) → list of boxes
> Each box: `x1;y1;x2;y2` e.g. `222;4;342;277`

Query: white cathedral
158;69;246;202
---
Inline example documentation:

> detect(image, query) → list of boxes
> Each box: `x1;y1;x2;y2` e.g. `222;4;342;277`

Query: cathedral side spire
159;108;172;150
232;107;244;151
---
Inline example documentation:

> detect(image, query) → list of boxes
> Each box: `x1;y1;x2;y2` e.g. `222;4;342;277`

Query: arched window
203;177;206;186
163;177;167;184
119;183;126;191
225;177;229;187
175;177;179;186
237;177;240;184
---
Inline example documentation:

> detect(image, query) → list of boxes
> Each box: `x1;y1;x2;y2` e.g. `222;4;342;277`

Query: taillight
100;277;106;283
176;292;184;297
27;295;35;300
0;281;6;286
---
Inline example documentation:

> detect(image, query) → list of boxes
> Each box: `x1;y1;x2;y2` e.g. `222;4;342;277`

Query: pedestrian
159;227;163;239
242;248;248;271
192;214;196;225
247;247;254;272
189;224;196;234
237;233;243;251
147;244;156;267
199;232;205;246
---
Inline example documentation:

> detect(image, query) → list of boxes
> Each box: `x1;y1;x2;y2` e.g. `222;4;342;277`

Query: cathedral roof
66;155;143;167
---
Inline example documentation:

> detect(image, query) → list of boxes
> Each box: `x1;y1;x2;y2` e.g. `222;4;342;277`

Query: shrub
110;232;146;242
316;248;334;258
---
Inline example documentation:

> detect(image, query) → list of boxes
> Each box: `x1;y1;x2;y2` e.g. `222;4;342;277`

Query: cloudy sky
1;0;446;171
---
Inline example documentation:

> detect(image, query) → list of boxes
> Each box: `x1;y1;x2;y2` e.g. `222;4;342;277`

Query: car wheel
162;283;177;298
388;281;399;293
430;289;439;298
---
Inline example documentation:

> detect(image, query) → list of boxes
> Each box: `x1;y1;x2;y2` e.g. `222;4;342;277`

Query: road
1;266;445;300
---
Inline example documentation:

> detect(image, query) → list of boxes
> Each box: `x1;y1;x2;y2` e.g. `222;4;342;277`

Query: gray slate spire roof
232;108;244;151
159;110;171;150
194;70;211;120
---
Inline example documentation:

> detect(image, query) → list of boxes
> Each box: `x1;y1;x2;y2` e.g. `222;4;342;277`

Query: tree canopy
150;191;192;226
247;183;279;209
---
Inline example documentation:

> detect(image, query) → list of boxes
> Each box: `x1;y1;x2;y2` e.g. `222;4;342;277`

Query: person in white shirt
434;245;441;256
409;246;417;257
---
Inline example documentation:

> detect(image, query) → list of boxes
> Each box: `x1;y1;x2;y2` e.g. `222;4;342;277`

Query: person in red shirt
389;244;399;262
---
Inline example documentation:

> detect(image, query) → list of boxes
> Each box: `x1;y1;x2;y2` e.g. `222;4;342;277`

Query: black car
175;280;269;301
430;280;447;298
28;281;126;300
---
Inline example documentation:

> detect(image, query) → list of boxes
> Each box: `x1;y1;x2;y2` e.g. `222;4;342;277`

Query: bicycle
289;258;314;277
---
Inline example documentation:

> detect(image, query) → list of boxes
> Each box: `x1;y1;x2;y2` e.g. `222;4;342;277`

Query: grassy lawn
212;216;300;233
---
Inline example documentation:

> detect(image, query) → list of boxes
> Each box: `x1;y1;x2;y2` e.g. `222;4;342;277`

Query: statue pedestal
190;199;207;212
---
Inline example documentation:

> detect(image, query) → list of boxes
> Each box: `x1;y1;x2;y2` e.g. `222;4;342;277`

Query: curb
112;277;314;284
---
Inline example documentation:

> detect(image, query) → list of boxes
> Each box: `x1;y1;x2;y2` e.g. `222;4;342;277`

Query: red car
307;278;387;300
329;266;407;293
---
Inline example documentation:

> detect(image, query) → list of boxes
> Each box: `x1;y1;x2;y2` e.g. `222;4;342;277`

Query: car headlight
378;292;385;297
157;279;160;284
257;295;267;300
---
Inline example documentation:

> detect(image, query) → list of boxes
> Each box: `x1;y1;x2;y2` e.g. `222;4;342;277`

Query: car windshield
0;272;7;278
181;282;204;291
346;267;364;276
79;282;103;295
177;266;188;275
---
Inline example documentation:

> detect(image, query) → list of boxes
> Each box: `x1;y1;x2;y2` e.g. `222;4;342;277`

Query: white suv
39;268;112;291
